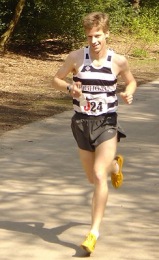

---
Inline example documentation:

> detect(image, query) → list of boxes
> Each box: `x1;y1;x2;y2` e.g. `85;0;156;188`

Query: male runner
52;12;137;254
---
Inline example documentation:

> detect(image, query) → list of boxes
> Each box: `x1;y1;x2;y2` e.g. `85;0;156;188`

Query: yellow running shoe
81;232;97;253
111;155;124;188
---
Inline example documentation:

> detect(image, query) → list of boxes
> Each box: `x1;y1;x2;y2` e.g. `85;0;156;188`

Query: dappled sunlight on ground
0;81;158;259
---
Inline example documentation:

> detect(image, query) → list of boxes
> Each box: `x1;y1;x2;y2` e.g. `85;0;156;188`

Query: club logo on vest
85;66;91;71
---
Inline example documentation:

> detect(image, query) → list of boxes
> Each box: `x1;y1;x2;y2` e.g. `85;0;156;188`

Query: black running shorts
71;112;126;152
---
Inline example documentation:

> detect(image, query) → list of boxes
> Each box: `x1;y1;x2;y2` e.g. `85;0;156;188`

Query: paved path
0;81;159;260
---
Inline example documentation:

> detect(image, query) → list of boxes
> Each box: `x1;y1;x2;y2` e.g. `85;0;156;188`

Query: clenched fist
120;92;133;104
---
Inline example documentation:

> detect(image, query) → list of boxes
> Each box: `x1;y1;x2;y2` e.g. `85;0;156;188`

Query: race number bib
80;94;108;115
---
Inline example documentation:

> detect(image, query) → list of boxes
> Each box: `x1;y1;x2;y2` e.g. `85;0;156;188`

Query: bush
0;0;158;49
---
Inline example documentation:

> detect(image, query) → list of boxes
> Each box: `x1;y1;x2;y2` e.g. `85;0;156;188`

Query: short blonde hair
83;12;109;33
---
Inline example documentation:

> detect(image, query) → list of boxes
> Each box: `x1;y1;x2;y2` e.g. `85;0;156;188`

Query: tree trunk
131;0;140;9
0;0;26;53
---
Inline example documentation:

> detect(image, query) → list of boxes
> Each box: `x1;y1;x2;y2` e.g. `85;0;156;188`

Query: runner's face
86;27;107;53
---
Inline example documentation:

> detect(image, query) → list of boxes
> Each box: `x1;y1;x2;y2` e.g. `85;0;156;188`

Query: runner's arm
51;52;75;93
118;56;137;104
51;51;82;97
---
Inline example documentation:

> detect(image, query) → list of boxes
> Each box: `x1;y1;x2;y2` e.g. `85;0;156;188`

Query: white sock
115;162;119;174
90;229;99;239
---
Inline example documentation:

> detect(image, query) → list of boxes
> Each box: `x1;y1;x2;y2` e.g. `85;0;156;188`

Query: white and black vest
73;46;118;116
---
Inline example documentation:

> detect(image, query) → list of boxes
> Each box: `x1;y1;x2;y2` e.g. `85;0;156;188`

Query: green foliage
103;0;133;33
132;48;148;58
0;0;18;32
14;0;53;42
0;0;158;50
140;0;159;8
129;5;159;49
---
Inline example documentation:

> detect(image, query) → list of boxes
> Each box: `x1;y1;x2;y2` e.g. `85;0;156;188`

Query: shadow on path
0;221;90;258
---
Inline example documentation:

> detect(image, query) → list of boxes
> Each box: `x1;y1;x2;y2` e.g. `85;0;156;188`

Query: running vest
73;46;118;116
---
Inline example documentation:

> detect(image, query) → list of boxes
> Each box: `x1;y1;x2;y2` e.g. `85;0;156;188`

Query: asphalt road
0;80;158;260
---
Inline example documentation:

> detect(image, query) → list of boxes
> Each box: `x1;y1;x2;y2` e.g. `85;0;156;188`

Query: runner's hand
70;81;82;98
120;92;133;104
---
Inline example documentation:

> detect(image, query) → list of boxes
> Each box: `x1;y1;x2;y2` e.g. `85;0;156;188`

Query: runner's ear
105;31;110;39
